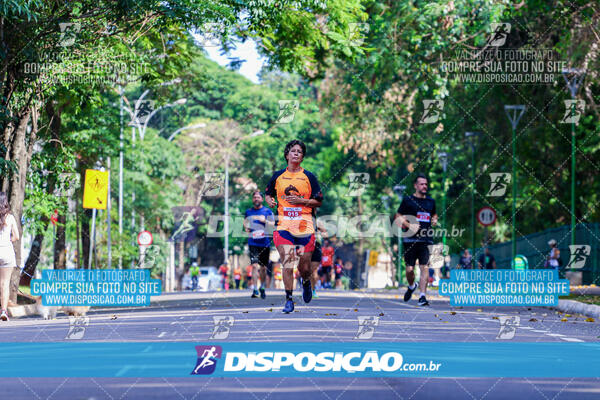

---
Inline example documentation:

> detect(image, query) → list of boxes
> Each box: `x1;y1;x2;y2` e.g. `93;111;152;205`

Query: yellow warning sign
83;169;109;209
368;250;379;267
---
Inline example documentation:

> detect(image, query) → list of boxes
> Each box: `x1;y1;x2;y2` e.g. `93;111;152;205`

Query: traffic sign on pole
137;231;153;246
477;207;496;227
83;169;109;209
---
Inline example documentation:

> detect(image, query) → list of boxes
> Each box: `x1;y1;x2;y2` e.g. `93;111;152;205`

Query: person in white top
547;239;560;269
0;192;19;321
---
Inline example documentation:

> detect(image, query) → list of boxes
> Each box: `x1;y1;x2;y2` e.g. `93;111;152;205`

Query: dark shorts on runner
403;241;430;266
273;230;316;253
334;267;342;280
249;245;270;268
319;266;332;277
311;241;322;263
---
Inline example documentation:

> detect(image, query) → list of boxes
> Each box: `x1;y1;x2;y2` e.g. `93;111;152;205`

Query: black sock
285;290;293;300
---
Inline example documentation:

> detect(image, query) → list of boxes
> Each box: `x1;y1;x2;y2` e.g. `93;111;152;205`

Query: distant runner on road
320;239;334;289
310;216;327;299
265;139;323;313
244;191;275;299
394;173;438;306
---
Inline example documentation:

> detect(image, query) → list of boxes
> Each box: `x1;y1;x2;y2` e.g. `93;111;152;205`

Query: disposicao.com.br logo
191;347;442;376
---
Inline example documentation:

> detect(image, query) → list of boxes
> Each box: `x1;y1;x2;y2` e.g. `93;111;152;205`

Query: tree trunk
45;101;68;269
177;241;185;290
20;214;49;286
53;213;66;269
6;107;35;303
21;171;58;284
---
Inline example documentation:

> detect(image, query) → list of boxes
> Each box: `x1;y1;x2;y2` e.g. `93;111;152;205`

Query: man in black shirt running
394;173;438;306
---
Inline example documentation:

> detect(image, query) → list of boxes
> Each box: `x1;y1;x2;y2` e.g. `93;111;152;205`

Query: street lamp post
167;123;207;142
222;129;265;264
562;68;585;247
121;92;187;269
138;98;187;141
465;132;480;263
393;184;406;285
124;95;187;234
119;86;124;269
504;105;526;263
438;152;448;249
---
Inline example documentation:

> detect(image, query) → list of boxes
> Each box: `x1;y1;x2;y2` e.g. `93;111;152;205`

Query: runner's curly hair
283;139;306;163
0;192;10;227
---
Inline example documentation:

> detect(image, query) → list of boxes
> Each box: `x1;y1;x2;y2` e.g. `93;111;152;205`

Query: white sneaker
0;310;9;321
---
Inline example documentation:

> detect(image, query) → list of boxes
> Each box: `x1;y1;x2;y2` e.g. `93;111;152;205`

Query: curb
8;304;38;318
553;300;600;319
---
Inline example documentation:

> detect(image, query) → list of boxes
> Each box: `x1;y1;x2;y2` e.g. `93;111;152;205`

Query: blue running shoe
302;279;312;304
282;299;294;313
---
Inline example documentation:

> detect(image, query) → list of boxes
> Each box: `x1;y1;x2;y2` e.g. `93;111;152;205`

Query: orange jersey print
265;168;323;236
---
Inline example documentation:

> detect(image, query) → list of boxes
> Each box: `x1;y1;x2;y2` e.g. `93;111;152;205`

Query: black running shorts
311;241;322;263
403;241;430;267
249;245;270;268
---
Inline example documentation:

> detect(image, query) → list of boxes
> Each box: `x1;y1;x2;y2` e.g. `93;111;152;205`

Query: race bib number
283;207;302;220
251;230;265;239
416;212;431;222
322;256;330;263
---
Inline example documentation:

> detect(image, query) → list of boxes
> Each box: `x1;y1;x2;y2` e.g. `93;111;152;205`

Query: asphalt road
1;289;599;399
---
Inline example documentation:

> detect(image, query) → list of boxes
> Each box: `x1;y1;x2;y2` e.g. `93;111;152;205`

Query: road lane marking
560;337;584;342
158;332;166;337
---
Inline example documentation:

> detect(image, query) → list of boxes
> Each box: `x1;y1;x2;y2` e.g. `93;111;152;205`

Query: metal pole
107;157;112;268
561;68;585;245
571;101;576;247
504;105;525;265
131;126;136;268
471;143;476;262
170;241;176;292
224;153;229;264
397;232;402;285
512;124;517;262
131;126;136;232
52;223;56;269
88;208;97;269
441;158;447;249
118;86;124;269
398;192;403;285
393;185;406;285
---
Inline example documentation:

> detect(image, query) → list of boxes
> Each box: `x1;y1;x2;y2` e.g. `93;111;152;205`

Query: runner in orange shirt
244;264;253;289
233;266;242;289
320;239;335;289
265;140;323;313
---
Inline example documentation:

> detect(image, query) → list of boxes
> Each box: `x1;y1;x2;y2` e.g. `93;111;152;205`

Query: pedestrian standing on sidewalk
546;239;561;270
0;192;19;321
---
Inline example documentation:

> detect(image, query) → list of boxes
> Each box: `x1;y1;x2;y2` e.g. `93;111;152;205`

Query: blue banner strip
0;342;599;377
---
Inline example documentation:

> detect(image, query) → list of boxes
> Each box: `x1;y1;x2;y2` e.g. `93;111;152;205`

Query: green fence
454;223;600;285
